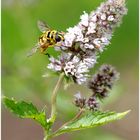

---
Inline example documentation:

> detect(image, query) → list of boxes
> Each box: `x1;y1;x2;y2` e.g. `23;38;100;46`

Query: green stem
50;72;65;123
49;109;85;139
43;73;64;140
43;134;49;140
43;128;49;140
60;109;84;128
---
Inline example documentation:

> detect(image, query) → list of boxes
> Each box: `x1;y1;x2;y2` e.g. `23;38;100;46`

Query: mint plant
3;0;130;140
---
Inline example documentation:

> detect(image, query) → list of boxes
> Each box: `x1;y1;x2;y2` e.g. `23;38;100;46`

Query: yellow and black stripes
39;30;64;46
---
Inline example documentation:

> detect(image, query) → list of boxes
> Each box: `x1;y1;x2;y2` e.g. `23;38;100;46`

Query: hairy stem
50;72;65;123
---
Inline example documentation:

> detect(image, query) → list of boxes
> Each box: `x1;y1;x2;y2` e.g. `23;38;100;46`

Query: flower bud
86;96;99;111
88;64;119;98
74;92;86;109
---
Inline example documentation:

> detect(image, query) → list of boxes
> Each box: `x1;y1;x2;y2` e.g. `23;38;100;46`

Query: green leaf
51;110;130;138
3;97;48;128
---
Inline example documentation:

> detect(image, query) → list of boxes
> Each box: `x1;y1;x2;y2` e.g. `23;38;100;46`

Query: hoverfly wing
37;20;50;32
27;43;40;57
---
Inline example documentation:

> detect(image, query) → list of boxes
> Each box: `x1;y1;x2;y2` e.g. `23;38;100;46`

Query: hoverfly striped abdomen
45;30;64;43
39;34;48;45
46;31;51;38
28;20;65;57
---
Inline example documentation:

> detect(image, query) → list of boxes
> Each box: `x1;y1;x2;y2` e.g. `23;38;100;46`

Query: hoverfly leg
45;53;50;58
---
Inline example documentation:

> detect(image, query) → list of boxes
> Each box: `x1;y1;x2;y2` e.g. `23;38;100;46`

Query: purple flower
88;64;120;98
47;0;127;85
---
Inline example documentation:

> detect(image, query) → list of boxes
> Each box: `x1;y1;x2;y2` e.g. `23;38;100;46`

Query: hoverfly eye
55;35;61;42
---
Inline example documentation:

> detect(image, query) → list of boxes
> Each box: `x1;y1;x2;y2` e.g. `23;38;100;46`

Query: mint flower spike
73;65;119;111
3;1;129;140
88;64;120;98
47;0;127;85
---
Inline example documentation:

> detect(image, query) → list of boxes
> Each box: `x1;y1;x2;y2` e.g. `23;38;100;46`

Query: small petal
107;15;114;21
101;13;107;20
79;11;89;27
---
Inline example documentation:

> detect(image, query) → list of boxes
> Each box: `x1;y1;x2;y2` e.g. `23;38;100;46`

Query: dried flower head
74;92;86;109
74;92;99;111
86;96;99;111
47;0;127;84
88;64;120;98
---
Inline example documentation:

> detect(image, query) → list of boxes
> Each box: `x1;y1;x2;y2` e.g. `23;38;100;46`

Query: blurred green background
2;0;138;140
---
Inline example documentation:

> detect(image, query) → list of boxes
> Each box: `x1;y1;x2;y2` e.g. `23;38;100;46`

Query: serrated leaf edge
50;110;130;138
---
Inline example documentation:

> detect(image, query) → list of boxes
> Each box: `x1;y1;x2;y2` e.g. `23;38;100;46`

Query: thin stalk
44;73;64;140
50;72;65;123
61;109;85;127
49;109;85;139
43;134;49;140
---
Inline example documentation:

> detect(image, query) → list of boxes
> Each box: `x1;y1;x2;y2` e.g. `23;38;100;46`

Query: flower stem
50;72;65;123
44;73;64;140
60;109;85;128
43;135;49;140
48;109;85;139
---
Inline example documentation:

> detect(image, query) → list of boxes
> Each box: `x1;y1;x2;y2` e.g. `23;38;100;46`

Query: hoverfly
27;20;65;57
